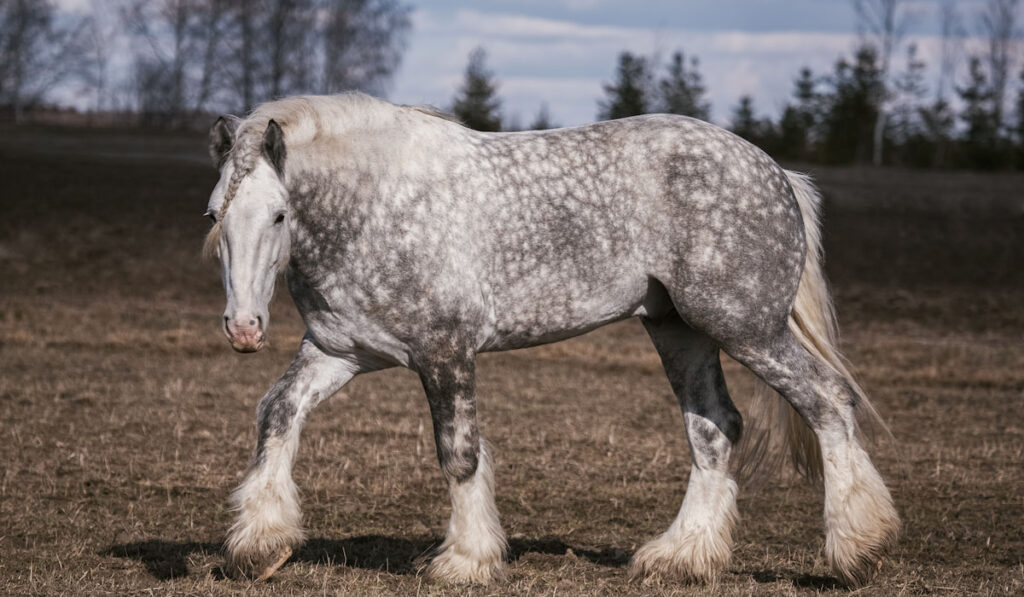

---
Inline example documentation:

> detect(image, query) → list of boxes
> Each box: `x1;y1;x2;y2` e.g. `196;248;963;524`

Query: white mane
234;93;457;152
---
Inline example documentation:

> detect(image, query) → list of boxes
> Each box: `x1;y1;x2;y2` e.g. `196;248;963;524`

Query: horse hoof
425;549;506;585
628;533;730;584
256;545;293;581
226;545;293;581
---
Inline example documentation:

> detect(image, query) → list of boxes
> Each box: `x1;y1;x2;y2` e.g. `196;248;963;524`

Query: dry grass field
1;125;1021;596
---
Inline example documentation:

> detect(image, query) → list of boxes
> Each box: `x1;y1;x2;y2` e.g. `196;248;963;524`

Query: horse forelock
218;144;260;218
203;133;264;262
202;220;222;261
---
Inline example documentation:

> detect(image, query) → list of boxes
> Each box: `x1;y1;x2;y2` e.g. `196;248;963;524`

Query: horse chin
230;338;266;353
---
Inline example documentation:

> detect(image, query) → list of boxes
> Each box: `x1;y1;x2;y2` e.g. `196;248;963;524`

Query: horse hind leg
630;312;741;583
727;330;899;585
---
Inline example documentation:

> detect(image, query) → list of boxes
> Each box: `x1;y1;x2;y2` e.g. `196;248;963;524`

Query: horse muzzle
224;317;266;353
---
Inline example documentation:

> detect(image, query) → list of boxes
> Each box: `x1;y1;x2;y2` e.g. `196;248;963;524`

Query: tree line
451;0;1024;170
5;0;1024;169
0;0;411;126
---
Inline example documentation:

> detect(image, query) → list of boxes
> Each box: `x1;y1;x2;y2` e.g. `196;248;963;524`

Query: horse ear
208;115;240;169
262;119;286;177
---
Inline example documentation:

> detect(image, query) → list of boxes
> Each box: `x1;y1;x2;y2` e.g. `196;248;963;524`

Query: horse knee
258;394;297;432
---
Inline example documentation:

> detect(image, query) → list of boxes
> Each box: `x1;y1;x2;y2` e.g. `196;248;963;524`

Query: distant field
0;126;1021;595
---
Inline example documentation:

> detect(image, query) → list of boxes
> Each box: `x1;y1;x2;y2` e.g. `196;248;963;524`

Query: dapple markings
203;93;898;585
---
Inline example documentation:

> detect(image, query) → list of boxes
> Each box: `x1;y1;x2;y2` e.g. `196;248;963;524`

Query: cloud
53;0;90;12
452;10;636;41
393;9;861;125
392;6;987;127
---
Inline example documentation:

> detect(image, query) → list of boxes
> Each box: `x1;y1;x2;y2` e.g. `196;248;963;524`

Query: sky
387;0;991;127
50;0;997;126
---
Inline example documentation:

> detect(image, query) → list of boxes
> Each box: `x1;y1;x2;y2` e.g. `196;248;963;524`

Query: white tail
735;171;888;483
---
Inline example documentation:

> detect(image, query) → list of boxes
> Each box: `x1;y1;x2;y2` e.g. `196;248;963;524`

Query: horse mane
403;104;462;124
236;92;460;151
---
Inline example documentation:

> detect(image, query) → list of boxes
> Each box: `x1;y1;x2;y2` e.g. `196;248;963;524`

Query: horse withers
203;93;898;585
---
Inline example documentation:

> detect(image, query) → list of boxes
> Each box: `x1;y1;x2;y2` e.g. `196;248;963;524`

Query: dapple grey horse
203;93;898;586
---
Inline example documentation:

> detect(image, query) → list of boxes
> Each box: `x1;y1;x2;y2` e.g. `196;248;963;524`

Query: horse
202;93;899;586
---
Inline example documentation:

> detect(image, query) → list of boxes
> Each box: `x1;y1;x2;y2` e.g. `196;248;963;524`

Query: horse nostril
256;316;264;330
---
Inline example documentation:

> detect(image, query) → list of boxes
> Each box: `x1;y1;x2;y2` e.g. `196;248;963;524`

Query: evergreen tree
820;45;883;164
777;67;820;160
451;47;501;132
730;95;776;151
777;106;807;159
730;96;758;140
530;103;554;130
598;51;651;120
1015;66;1024;168
658;51;710;120
891;43;928;146
919;98;955;167
957;56;1000;168
890;42;929;165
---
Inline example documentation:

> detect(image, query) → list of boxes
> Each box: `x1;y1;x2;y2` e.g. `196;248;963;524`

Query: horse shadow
104;538;844;589
101;539;221;580
102;534;632;580
746;568;844;591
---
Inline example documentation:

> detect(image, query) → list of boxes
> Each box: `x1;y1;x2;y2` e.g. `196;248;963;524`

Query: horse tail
735;170;889;484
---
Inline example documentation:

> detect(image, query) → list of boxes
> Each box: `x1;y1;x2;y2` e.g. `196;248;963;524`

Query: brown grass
0;127;1021;595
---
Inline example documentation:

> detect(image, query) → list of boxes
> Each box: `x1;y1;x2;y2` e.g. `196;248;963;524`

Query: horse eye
205;212;216;223
274;213;285;224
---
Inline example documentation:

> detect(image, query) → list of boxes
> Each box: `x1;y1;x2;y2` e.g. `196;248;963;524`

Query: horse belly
477;273;659;352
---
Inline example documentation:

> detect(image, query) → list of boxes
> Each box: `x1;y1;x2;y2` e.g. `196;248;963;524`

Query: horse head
204;116;290;353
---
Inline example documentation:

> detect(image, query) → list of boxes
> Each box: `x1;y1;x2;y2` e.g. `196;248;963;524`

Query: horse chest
286;269;417;366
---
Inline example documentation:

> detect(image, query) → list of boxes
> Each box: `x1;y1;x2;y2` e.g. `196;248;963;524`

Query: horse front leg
418;346;507;584
224;335;365;580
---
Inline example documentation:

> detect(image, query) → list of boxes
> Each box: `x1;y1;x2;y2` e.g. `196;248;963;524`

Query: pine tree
730;96;759;140
777;106;807;159
821;45;883;164
919;98;955;167
891;43;928;147
777;67;820;160
1015;66;1024;168
730;95;777;151
658;51;710;120
451;47;501;132
530;103;554;130
598;51;651;120
957;56;1000;168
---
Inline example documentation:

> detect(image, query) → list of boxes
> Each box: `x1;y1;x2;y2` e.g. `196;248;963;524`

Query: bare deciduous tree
979;0;1020;132
125;0;231;124
0;0;88;122
81;0;121;115
232;0;257;110
265;0;315;99
320;0;411;95
193;0;229;115
8;0;412;125
852;0;913;165
224;0;406;111
936;0;964;103
124;0;192;124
